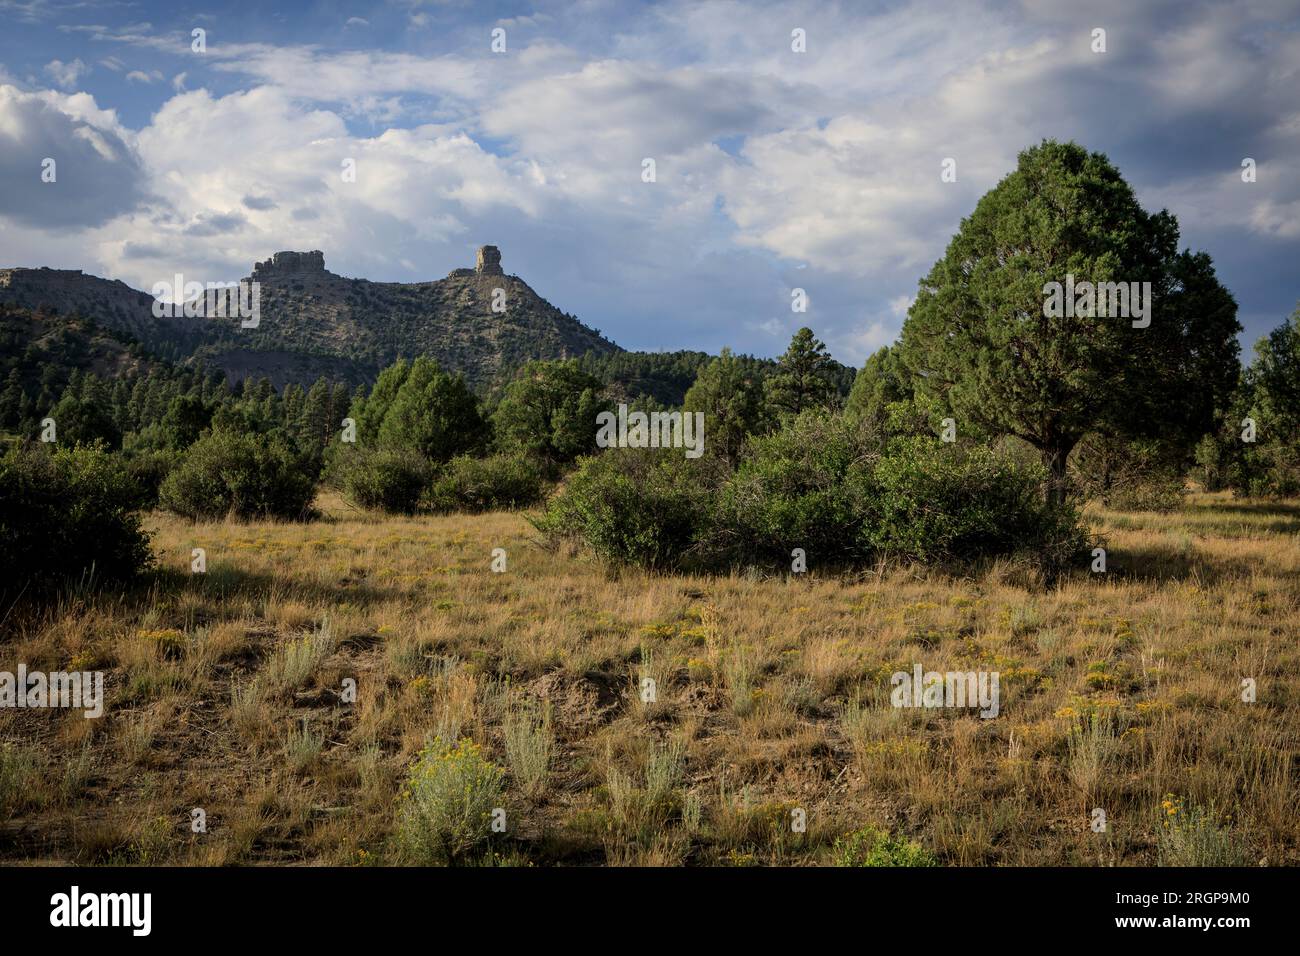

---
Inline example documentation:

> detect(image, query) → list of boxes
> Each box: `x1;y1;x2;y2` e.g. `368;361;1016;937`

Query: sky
0;0;1297;365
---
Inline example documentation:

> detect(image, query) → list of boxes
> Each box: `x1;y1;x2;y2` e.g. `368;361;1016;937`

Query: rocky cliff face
252;250;328;279
475;245;503;276
0;266;206;355
197;245;620;388
1;247;620;389
2;266;154;336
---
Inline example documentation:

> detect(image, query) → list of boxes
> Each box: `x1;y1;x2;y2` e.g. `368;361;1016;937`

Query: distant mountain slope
195;246;621;389
0;266;208;361
0;246;622;390
0;305;163;387
0;304;188;433
1;251;856;402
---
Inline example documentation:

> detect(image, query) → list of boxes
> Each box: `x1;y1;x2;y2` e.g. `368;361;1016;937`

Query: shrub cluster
0;443;153;592
534;448;722;569
833;826;938;867
864;437;1085;565
713;413;872;566
425;453;548;514
331;448;549;516
1070;434;1186;513
537;411;1086;574
335;447;433;515
159;428;317;521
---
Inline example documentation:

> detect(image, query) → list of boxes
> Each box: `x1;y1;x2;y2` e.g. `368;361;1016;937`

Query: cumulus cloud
482;60;794;166
43;57;87;90
2;0;1298;361
0;85;148;229
79;86;544;288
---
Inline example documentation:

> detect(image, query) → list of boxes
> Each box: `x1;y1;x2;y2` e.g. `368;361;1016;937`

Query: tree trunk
1042;444;1072;508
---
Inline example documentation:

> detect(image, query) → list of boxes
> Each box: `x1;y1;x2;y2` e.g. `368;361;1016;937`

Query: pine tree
376;357;486;461
682;348;768;466
765;327;836;416
0;369;25;430
845;345;910;426
492;359;610;462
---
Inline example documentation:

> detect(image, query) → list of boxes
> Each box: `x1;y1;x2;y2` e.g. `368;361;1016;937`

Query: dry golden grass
1;490;1296;866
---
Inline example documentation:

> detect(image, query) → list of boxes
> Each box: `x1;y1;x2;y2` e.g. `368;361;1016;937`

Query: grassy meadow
1;491;1297;866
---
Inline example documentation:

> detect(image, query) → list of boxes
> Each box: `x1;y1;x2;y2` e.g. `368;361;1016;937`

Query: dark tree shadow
146;565;406;613
1098;543;1256;586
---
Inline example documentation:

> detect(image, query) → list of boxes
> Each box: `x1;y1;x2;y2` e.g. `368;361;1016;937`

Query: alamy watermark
50;886;150;936
1;664;103;718
891;663;1000;718
596;404;705;459
1042;273;1150;328
151;273;261;328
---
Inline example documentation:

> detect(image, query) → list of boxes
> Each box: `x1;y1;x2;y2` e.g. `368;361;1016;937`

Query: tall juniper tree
898;140;1240;506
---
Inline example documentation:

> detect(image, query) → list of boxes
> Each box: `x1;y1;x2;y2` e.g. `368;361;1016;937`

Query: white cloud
3;0;1299;362
0;85;147;229
77;86;544;289
43;58;87;90
208;44;487;113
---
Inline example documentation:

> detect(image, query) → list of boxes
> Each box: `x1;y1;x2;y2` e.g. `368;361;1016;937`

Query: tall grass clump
1065;711;1122;797
1157;795;1253;866
285;720;325;773
502;698;554;799
397;738;504;865
268;617;337;692
0;743;42;813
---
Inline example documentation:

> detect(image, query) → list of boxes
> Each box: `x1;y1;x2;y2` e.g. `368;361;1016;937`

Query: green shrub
397;738;504;865
47;393;122;450
426;453;548;513
122;448;178;510
1242;440;1300;498
159;428;316;521
0;443;153;594
533;448;722;570
337;447;433;515
1105;475;1185;513
540;414;1083;574
1070;434;1186;511
833;826;937;867
863;438;1085;566
712;411;873;565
